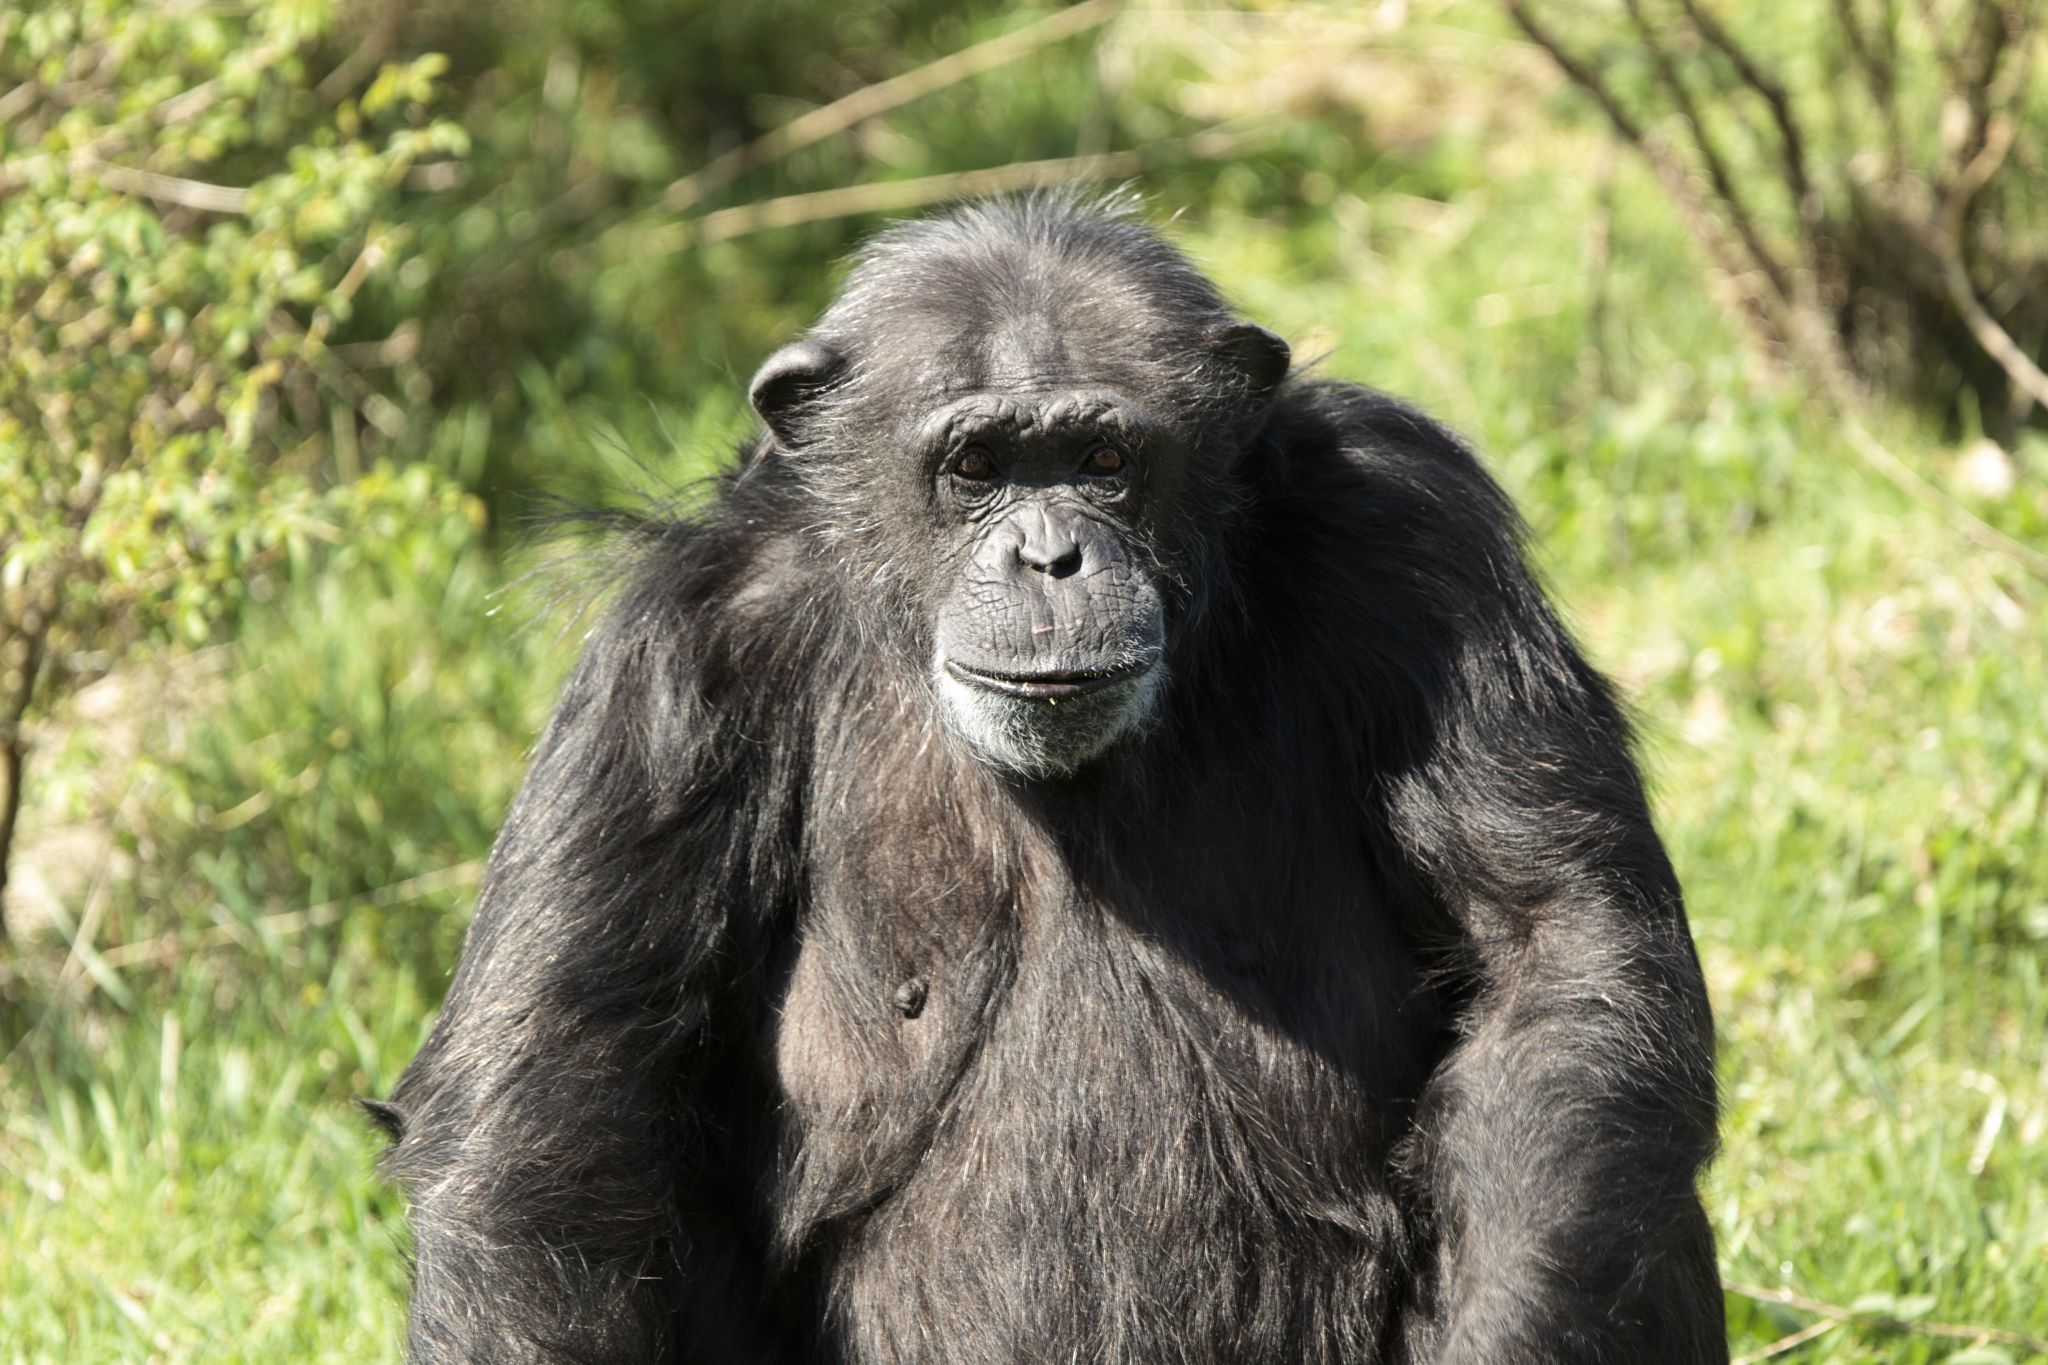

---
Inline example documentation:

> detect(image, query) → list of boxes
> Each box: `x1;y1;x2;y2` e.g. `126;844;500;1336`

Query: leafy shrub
0;0;467;935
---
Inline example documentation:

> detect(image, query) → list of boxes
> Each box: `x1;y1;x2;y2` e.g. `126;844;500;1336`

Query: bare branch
1948;0;2020;174
0;80;38;127
1783;307;2048;579
1501;0;1650;143
1725;1279;2048;1356
0;736;28;947
1622;0;1795;305
1931;118;2048;417
1674;0;1818;227
639;129;1257;254
85;158;250;214
1730;1317;1840;1364
0;620;50;942
1833;0;1905;170
1502;0;1794;353
660;0;1124;215
314;11;399;103
96;860;485;970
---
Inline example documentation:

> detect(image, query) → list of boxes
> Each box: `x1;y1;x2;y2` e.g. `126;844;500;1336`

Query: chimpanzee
373;192;1725;1364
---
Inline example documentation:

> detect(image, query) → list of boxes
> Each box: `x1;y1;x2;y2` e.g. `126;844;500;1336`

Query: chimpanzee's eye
1085;447;1125;475
954;448;997;481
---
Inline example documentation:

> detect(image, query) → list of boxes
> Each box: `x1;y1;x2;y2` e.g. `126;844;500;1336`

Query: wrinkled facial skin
922;390;1168;778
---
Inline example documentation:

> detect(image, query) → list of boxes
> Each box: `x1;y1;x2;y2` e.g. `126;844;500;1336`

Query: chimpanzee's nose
1015;509;1085;578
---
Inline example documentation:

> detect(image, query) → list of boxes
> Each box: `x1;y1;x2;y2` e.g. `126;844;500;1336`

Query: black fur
379;194;1725;1364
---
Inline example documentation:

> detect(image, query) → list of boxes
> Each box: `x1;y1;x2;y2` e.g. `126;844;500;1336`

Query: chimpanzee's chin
933;661;1161;778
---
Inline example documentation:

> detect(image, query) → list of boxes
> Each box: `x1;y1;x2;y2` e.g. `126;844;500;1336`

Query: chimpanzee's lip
944;658;1152;701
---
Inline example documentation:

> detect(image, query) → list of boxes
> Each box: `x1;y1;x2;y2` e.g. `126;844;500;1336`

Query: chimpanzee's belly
772;849;1435;1365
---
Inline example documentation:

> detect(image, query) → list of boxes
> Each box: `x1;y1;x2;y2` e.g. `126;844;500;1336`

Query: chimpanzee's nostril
1028;545;1084;578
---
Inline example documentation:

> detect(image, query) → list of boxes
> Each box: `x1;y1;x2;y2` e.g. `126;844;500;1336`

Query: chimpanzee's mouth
942;659;1152;702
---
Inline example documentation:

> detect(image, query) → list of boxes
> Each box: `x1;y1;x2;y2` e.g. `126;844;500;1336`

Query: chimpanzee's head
748;195;1290;778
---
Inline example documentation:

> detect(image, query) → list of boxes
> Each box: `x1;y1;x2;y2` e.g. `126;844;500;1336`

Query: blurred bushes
0;0;467;940
1506;0;2048;443
131;467;562;990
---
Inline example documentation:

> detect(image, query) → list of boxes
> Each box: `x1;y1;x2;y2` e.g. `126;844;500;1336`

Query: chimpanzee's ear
1209;321;1291;397
749;340;845;449
357;1097;406;1142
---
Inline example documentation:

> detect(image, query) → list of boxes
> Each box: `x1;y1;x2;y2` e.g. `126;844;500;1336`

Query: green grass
5;27;2048;1365
0;526;563;1362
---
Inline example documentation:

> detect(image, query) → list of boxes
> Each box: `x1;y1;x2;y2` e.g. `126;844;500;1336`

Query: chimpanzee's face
746;214;1288;778
916;387;1170;778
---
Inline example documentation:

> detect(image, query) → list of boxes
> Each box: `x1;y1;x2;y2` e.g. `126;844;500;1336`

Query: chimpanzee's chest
770;802;1439;1364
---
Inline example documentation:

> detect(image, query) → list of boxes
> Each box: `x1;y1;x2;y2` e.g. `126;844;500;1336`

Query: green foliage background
2;2;2045;1361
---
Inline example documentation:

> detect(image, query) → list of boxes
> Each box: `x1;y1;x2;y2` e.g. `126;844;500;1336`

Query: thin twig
1621;0;1794;306
51;843;117;995
640;129;1256;254
0;80;38;126
96;859;484;971
85;158;250;214
659;0;1124;214
1673;0;1818;229
1833;375;2048;579
1949;0;2019;175
1725;1279;2048;1355
314;11;399;103
1502;0;1649;144
1731;1316;1840;1364
0;79;225;196
1502;0;1794;355
1931;117;2048;419
1832;0;1905;172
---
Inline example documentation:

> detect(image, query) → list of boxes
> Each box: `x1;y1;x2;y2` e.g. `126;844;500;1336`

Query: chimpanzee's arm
1383;533;1721;1359
377;543;801;1365
1387;630;1724;1363
1302;388;1725;1363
